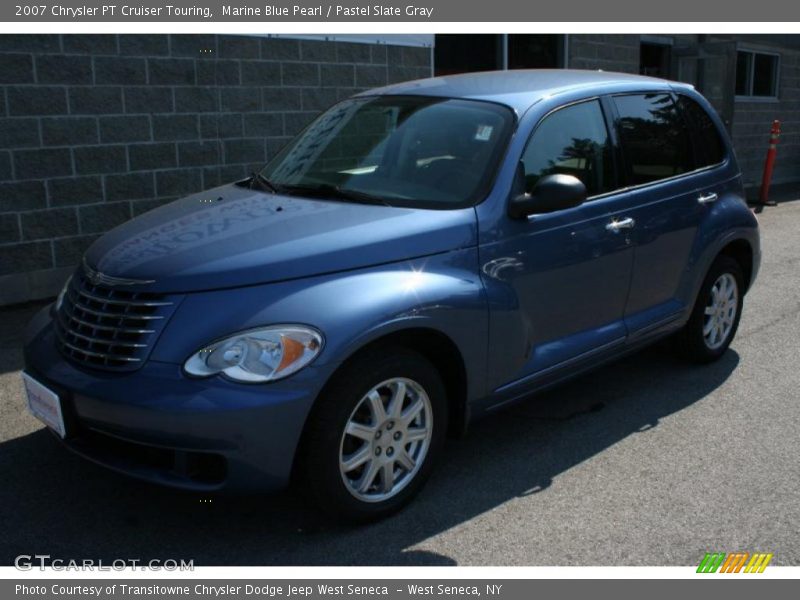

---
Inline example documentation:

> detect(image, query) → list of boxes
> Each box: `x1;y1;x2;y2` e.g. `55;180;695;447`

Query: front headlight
54;275;72;312
184;325;323;383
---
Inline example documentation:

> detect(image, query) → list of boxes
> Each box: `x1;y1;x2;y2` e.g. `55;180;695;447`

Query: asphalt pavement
1;200;798;566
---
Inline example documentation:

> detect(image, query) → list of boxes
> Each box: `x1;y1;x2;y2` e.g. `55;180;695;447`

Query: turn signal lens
184;326;323;383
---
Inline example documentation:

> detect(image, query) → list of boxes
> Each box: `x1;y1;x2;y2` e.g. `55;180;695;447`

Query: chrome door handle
605;217;636;233
698;192;718;205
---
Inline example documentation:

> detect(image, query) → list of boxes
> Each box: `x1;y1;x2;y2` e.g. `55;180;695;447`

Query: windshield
259;95;515;209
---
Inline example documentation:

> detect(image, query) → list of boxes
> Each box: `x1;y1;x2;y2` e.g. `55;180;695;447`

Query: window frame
735;48;781;102
517;96;621;203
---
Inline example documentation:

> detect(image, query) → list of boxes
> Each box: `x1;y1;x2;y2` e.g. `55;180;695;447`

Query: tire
300;347;448;523
674;255;745;363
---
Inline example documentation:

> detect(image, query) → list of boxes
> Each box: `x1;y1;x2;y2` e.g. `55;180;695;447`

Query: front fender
151;248;488;401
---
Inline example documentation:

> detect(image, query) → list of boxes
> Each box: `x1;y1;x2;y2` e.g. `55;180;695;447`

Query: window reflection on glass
677;95;726;167
262;95;514;209
521;100;613;198
613;93;694;185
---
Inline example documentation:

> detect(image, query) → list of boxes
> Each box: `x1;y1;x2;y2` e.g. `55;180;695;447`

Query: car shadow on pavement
0;311;740;566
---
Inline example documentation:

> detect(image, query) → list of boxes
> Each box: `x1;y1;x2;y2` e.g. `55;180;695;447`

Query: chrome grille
55;270;177;371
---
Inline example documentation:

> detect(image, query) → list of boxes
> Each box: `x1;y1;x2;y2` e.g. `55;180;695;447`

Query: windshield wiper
281;183;393;207
249;172;280;194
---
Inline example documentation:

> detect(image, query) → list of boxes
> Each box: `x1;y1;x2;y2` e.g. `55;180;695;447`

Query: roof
360;69;683;114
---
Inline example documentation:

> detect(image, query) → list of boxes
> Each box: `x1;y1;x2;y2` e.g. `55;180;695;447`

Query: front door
481;98;635;391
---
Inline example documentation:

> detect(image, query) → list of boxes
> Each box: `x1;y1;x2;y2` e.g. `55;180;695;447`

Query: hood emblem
82;259;155;287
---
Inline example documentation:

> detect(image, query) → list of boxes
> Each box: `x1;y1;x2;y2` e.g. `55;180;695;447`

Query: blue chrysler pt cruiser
23;70;760;521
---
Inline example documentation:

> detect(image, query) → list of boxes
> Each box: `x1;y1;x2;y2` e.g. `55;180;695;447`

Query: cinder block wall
729;46;800;188
0;34;431;305
567;34;640;74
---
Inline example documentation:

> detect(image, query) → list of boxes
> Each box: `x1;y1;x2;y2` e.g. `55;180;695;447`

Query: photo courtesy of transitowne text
0;0;799;598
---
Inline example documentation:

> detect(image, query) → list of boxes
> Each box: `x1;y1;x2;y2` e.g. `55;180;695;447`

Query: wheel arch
326;327;469;438
687;226;758;312
718;238;754;292
290;326;470;485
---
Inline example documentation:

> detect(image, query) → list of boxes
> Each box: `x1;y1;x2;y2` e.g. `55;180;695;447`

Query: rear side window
677;95;726;168
521;99;614;198
613;93;694;185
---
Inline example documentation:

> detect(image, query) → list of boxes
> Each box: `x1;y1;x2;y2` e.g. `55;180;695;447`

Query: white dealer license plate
22;373;66;438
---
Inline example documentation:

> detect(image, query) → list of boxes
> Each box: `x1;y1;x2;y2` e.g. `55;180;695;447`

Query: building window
508;35;564;70
735;50;779;99
639;42;671;78
434;35;502;76
433;34;565;76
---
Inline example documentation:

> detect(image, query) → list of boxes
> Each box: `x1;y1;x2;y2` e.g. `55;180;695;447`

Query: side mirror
508;173;587;219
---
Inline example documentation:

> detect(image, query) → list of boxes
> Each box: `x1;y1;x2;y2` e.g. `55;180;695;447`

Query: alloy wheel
339;377;433;503
703;272;739;350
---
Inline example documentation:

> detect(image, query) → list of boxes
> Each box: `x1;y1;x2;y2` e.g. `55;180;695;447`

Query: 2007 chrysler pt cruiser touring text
23;70;760;521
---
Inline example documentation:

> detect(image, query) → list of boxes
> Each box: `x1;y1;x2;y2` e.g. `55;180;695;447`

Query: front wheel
674;255;744;363
300;348;447;522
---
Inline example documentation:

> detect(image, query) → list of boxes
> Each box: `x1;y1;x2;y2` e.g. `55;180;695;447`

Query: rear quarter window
677;94;727;168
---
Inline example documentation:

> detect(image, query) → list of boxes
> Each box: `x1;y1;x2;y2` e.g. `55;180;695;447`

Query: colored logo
697;552;773;573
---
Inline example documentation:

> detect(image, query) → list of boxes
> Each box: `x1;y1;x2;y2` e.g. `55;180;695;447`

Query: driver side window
521;99;614;198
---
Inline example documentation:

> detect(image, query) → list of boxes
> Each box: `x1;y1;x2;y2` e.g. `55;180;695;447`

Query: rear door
608;92;726;339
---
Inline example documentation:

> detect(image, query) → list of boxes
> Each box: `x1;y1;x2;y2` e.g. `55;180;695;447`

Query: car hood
84;183;478;293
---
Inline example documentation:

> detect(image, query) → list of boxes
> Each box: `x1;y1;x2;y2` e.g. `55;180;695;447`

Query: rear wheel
675;255;744;363
300;348;447;522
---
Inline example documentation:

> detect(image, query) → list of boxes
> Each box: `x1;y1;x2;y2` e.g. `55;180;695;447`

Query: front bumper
23;305;333;492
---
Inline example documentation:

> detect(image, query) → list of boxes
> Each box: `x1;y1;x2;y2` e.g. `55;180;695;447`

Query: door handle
697;192;718;205
605;217;636;233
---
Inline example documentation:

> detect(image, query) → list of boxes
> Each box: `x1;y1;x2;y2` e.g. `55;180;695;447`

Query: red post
758;120;781;207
